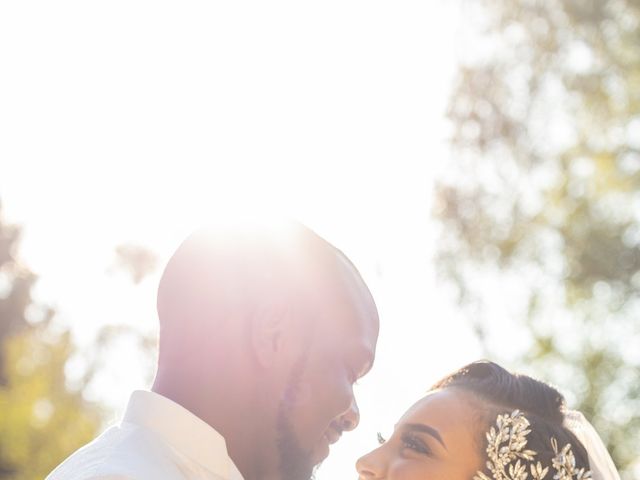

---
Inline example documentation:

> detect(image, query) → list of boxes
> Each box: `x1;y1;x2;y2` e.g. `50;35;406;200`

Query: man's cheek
291;381;313;406
325;386;354;423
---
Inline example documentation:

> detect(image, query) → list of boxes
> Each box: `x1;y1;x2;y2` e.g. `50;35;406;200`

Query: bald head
156;220;373;351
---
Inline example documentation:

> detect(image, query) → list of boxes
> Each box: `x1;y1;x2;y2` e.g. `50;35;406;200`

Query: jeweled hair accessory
474;410;593;480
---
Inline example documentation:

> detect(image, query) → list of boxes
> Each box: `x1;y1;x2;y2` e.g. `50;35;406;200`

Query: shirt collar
122;390;244;479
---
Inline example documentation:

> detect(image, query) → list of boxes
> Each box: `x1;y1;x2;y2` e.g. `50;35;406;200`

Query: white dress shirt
46;390;245;480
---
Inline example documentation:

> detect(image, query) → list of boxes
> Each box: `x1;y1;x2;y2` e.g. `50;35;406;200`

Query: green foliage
0;207;101;479
436;1;640;477
0;326;101;480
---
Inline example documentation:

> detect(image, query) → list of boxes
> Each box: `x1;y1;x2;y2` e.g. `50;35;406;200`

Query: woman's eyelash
401;433;432;455
377;432;386;445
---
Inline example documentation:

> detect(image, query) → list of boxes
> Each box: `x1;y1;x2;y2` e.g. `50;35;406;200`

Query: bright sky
0;2;484;478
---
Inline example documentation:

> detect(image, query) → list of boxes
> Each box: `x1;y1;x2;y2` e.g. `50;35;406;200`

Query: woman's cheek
388;459;434;480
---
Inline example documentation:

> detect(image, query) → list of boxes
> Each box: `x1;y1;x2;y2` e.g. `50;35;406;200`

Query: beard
276;354;319;480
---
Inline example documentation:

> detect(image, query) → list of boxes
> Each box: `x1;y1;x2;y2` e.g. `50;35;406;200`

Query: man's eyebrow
402;423;447;450
349;345;375;378
358;358;374;377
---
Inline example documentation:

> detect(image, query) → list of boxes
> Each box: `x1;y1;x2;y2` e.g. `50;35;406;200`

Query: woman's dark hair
432;360;590;475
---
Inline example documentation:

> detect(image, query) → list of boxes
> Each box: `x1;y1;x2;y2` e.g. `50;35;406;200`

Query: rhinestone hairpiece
473;410;592;480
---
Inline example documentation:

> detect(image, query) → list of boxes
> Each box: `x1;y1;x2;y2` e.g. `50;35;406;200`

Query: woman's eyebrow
402;423;448;450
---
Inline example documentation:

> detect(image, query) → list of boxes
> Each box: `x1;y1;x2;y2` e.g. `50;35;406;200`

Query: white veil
564;410;621;480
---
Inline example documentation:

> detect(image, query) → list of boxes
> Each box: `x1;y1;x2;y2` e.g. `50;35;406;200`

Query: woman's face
356;388;482;480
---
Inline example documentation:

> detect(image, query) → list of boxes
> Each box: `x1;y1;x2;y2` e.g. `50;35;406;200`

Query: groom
47;220;379;480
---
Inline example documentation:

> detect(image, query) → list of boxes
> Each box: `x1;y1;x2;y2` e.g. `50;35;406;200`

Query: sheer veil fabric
564;410;621;480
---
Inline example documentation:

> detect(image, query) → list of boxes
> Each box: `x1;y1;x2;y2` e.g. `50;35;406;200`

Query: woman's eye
377;432;386;445
401;433;432;456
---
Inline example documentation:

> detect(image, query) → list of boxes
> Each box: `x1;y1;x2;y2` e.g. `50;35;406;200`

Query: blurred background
0;1;638;479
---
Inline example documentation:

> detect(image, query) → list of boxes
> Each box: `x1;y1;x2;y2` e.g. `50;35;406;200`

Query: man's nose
338;398;360;432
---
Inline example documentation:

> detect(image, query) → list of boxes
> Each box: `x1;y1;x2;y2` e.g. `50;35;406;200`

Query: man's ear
250;301;291;369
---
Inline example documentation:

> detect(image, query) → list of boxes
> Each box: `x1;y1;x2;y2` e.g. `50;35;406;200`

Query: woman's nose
356;447;386;479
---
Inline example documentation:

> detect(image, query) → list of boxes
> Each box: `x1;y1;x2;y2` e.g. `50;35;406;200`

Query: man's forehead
320;294;379;361
295;243;379;346
322;283;379;341
333;253;379;322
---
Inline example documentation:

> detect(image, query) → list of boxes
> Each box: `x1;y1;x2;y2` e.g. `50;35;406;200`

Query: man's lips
312;427;343;464
324;427;342;445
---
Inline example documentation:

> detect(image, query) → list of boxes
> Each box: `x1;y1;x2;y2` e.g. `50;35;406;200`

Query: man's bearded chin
276;400;319;480
276;357;319;480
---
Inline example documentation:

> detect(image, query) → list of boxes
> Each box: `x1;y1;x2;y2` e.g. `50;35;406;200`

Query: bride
356;361;620;480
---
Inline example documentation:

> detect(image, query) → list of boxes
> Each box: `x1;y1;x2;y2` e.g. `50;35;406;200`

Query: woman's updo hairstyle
432;361;590;475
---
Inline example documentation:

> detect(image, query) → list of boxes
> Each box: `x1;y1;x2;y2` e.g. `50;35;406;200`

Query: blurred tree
103;242;158;383
0;216;35;386
436;1;640;478
112;244;158;285
0;204;101;479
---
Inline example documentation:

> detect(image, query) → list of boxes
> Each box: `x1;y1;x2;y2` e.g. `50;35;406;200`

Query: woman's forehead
398;388;482;471
398;389;476;430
